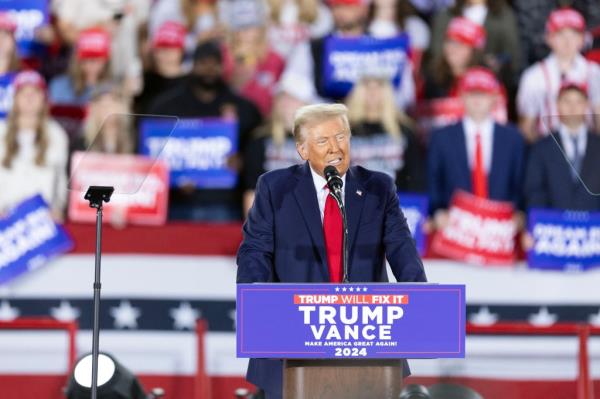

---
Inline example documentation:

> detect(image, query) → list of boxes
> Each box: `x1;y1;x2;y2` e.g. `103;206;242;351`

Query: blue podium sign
237;283;465;359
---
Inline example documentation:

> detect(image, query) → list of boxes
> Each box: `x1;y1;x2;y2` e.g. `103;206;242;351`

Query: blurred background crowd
1;0;600;231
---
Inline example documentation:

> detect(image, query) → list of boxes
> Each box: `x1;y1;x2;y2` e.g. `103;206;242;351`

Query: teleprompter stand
84;186;114;399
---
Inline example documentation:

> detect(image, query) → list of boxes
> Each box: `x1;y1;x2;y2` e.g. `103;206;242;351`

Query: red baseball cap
459;67;500;94
76;28;111;60
446;17;486;49
0;12;16;34
558;81;588;98
152;21;186;49
13;70;47;92
546;8;585;34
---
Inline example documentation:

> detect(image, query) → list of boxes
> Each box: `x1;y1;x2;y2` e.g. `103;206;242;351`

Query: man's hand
433;209;449;231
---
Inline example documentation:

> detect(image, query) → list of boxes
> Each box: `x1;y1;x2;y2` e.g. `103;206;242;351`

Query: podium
237;283;465;399
284;359;403;399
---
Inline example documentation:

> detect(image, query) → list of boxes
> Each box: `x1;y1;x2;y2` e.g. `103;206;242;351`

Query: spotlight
65;352;147;399
428;383;483;399
399;384;431;399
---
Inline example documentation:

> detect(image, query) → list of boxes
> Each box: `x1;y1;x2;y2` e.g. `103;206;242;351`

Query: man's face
546;28;584;60
192;56;223;86
462;91;497;121
296;116;351;177
331;4;367;32
557;89;588;129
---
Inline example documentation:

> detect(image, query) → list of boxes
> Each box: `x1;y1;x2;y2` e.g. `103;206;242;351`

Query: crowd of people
0;0;599;233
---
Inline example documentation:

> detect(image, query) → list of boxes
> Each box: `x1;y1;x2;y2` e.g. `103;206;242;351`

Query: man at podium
237;103;427;398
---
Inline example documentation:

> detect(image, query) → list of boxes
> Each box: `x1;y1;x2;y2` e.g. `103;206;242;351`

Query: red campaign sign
68;152;169;225
431;190;516;265
50;104;87;140
416;97;508;134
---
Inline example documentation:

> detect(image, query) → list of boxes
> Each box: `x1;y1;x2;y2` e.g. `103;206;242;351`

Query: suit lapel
579;131;599;187
487;123;502;195
552;133;577;188
455;124;472;190
293;162;329;279
345;168;366;269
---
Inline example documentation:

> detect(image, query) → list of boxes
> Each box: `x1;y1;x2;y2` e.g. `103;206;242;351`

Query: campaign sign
528;209;600;271
431;190;516;265
398;193;428;256
322;34;409;98
0;72;15;118
0;195;72;285
0;0;48;58
140;118;239;188
237;283;465;359
68;152;169;225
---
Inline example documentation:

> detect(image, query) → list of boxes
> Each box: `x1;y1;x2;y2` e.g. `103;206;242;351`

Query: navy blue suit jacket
524;132;600;211
236;162;426;395
427;121;525;213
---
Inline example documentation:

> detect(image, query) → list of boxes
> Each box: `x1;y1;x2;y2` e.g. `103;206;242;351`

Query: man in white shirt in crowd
517;7;600;143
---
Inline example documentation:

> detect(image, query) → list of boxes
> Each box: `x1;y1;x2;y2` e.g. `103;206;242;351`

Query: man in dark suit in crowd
524;82;600;210
427;67;525;230
237;103;427;399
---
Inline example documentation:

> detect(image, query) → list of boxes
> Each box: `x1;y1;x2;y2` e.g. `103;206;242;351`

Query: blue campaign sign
237;283;465;359
322;34;410;98
528;208;600;271
0;0;49;58
0;72;15;118
0;195;73;285
139;118;239;189
398;193;428;256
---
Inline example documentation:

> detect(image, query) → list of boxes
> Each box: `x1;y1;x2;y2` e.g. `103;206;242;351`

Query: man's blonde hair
292;103;351;142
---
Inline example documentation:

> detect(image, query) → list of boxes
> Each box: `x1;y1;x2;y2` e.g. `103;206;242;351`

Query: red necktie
472;132;488;198
323;187;343;282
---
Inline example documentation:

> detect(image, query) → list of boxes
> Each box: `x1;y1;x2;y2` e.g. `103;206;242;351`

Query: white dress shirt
558;123;587;165
310;165;346;222
463;117;494;173
517;53;600;133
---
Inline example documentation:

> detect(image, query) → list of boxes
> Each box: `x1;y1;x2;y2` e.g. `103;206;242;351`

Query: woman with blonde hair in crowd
242;90;307;215
79;82;134;154
0;70;68;219
346;76;426;192
49;28;113;106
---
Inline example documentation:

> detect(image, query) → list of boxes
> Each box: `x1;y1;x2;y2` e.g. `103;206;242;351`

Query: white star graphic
355;287;361;292
0;300;19;321
51;301;80;322
349;287;354;292
110;301;141;329
363;287;368;292
528;307;558;327
335;287;340;292
229;309;237;330
469;306;499;326
589;309;600;326
170;302;200;330
342;287;347;292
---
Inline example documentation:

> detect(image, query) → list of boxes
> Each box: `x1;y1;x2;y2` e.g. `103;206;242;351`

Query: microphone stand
330;190;349;283
84;186;114;399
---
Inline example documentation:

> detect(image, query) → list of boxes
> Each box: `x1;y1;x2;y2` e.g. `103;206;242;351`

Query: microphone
323;165;349;283
324;165;343;199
